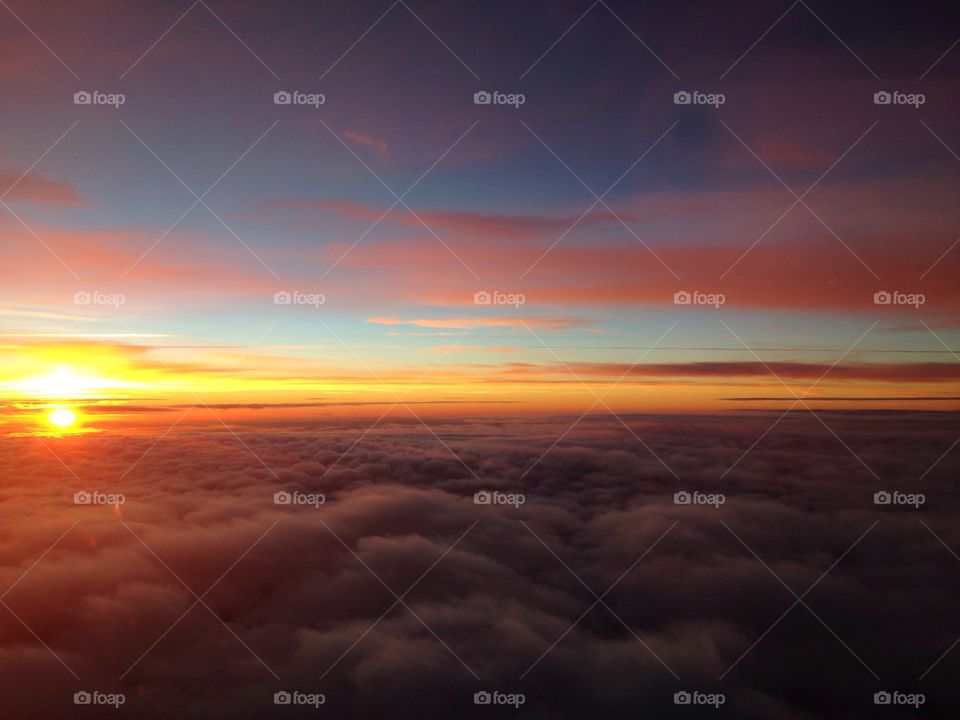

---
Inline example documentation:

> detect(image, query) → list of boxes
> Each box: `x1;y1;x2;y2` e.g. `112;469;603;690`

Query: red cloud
559;361;960;384
367;315;591;331
0;170;86;206
343;131;388;153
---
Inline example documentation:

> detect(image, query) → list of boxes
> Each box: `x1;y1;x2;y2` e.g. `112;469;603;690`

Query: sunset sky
2;0;959;438
4;3;960;720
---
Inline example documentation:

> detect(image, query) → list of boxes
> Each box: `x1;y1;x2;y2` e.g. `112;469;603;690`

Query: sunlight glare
48;408;77;428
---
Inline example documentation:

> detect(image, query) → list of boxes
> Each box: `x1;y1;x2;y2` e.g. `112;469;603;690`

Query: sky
1;0;959;435
2;3;960;719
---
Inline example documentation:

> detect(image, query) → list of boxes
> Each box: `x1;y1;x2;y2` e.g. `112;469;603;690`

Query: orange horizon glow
1;338;959;437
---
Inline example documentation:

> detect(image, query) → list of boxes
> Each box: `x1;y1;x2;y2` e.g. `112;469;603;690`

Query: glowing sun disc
48;408;77;428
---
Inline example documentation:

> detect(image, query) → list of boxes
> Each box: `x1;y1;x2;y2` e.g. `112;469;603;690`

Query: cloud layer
1;412;958;718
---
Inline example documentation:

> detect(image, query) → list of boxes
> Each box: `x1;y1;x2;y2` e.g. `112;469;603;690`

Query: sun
48;408;77;428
